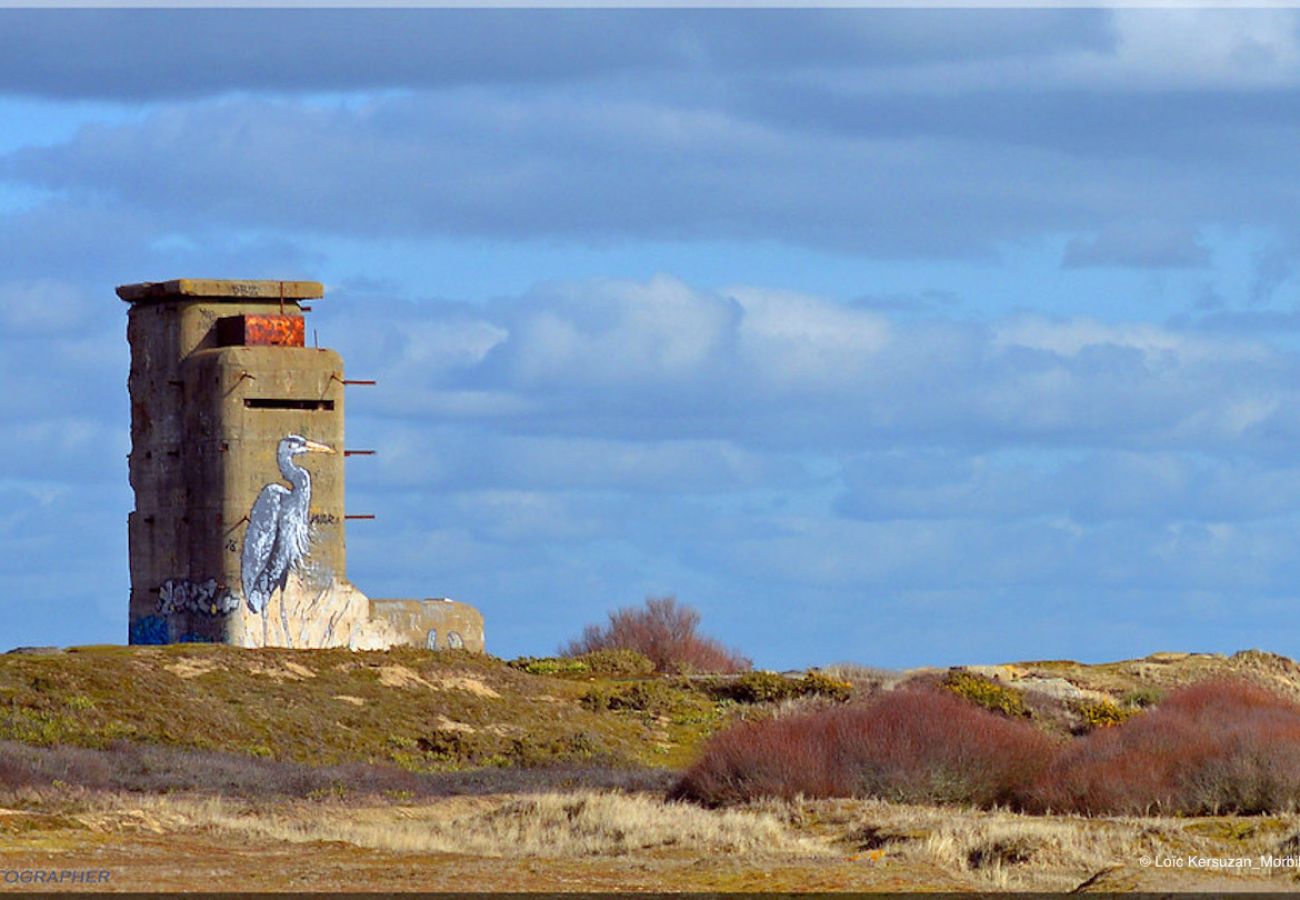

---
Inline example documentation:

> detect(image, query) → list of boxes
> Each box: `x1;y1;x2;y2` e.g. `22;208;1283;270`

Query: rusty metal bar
345;514;376;520
224;371;256;397
342;379;376;385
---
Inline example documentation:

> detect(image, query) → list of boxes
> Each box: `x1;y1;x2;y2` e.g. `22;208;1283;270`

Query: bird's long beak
303;439;335;454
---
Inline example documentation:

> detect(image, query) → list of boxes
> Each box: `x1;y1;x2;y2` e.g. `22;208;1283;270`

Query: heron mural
123;278;484;651
241;433;335;645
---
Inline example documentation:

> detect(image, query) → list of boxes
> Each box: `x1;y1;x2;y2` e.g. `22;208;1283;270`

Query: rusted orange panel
216;315;305;347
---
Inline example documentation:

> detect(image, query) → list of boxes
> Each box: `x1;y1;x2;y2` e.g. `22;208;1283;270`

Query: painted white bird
241;434;334;645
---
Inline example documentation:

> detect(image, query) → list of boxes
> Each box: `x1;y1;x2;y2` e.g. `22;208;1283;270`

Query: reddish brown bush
1027;679;1300;815
564;596;750;674
672;678;1300;815
669;686;1056;807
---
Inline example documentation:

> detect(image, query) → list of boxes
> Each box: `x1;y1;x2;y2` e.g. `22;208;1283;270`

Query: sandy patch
435;715;477;733
965;664;1028;681
75;808;189;835
332;695;366;706
377;665;435;689
163;658;222;679
430;674;500;698
374;665;500;698
246;661;315;682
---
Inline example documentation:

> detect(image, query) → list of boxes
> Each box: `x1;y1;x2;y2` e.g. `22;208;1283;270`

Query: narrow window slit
244;398;335;411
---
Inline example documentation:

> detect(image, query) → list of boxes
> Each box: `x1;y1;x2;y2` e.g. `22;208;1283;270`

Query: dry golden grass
819;662;904;695
745;794;1300;891
10;786;1300;891
107;790;822;859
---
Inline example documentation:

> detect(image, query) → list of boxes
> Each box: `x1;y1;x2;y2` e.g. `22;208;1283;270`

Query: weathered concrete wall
122;279;485;652
125;284;325;645
368;599;486;652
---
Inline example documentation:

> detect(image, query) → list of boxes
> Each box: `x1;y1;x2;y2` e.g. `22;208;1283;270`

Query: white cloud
872;11;1300;94
351;422;800;495
341;276;1300;457
1099;10;1300;91
992;315;1270;365
729;286;890;390
838;448;1300;524
499;275;740;387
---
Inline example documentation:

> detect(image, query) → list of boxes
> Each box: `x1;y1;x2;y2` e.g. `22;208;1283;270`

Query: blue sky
6;9;1300;668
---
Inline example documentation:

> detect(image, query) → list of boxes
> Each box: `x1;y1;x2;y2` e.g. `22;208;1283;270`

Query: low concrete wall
368;599;486;652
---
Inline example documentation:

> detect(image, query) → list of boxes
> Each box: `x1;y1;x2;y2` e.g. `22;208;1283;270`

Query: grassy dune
0;644;734;771
8;644;1300;891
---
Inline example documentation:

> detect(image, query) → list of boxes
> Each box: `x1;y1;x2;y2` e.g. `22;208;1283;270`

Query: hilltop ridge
3;642;1297;769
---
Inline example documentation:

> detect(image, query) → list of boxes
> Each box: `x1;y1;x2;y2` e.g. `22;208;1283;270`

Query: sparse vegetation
819;663;900;696
582;680;683;715
509;648;657;679
0;738;673;798
563;596;751;674
129;790;813;859
1122;686;1165;708
579;648;659;677
508;656;593;677
0;644;698;771
704;669;853;705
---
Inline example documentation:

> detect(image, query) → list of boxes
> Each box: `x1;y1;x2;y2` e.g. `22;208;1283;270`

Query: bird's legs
280;591;292;649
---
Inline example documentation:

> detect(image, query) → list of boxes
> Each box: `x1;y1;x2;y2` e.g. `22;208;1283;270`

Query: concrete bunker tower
121;278;483;651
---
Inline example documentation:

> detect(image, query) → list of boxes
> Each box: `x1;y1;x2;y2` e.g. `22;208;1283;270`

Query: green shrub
1122;687;1165;709
581;681;684;715
508;656;590;677
506;731;606;767
510;649;656;679
578;649;656;677
726;671;799;704
579;686;611;712
941;671;1027;718
417;729;481;761
708;670;854;705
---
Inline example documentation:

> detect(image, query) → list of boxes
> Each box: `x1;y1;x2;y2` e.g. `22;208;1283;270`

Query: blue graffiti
178;632;217;643
129;614;169;645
